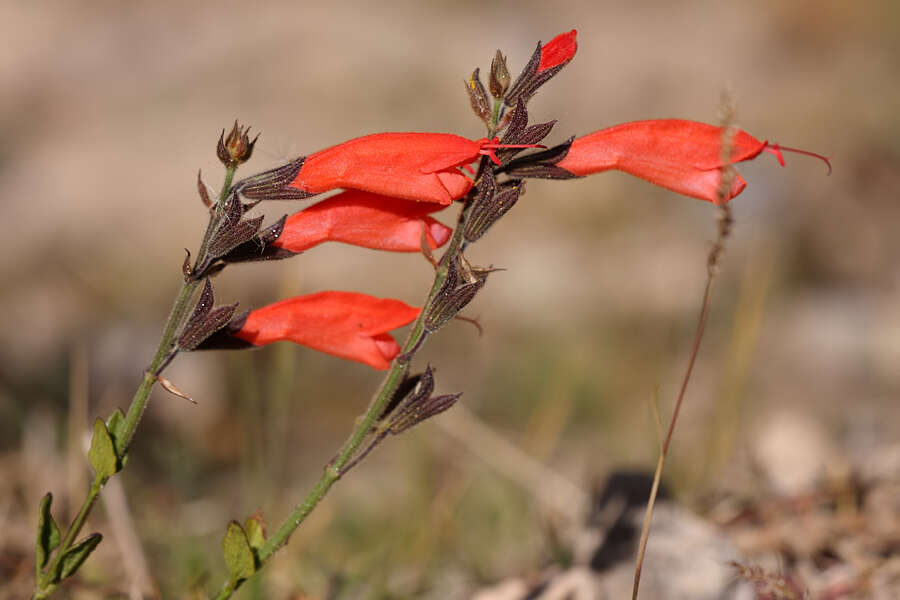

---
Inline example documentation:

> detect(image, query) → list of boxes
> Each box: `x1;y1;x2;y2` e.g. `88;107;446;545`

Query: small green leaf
89;418;118;482
36;493;60;575
57;533;102;580
244;512;267;555
105;409;126;457
222;521;255;585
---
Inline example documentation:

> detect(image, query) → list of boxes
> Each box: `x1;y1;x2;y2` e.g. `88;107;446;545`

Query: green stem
215;99;506;598
490;97;504;133
255;229;464;565
34;166;237;599
33;477;103;599
121;280;200;448
121;165;237;452
219;169;236;210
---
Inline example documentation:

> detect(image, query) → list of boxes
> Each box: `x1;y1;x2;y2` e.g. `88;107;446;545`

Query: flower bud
466;69;491;125
489;50;510;98
505;30;578;107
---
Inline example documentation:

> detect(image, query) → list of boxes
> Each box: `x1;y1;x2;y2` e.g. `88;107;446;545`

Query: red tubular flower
504;29;578;107
289;133;540;205
272;190;452;253
233;291;419;370
556;119;831;205
538;29;578;72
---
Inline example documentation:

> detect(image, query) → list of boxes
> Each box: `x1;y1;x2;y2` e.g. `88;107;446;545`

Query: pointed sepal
424;254;489;333
500;136;578;179
464;175;525;243
207;194;265;259
233;157;313;201
466;68;491;125
220;216;299;264
385;365;461;434
178;279;239;351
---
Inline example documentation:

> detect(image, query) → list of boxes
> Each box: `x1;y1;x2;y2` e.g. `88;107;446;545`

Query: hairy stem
33;167;236;599
253;210;468;566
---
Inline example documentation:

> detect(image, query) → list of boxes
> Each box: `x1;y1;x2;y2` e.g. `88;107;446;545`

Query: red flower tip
273;190;452;253
762;143;832;175
233;291;419;370
556;120;828;205
538;29;578;72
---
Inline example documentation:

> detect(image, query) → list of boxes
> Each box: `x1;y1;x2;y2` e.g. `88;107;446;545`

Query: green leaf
88;418;118;482
244;512;267;555
57;533;102;580
35;493;60;575
222;521;255;585
105;409;126;457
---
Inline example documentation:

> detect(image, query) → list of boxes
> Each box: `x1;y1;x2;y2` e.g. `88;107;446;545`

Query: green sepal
35;493;60;577
57;533;102;581
88;418;118;483
223;521;255;586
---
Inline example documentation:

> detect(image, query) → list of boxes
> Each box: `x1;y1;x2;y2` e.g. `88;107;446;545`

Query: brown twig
632;97;737;600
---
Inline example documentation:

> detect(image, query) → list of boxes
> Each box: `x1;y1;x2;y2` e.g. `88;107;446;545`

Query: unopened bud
489;50;510;98
465;69;491;125
217;121;259;168
505;31;577;107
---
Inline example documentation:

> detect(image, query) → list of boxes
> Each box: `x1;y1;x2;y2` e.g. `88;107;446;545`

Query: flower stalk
33;165;239;600
214;100;505;600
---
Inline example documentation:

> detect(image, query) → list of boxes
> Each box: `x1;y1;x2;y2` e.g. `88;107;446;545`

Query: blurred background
2;1;898;598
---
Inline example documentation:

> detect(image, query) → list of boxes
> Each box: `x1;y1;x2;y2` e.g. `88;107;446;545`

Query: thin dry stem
632;395;665;600
632;99;736;599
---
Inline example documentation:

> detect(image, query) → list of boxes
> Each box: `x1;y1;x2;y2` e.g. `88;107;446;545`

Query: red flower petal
233;291;419;370
273;190;452;253
557;120;770;204
291;133;481;205
538;29;578;72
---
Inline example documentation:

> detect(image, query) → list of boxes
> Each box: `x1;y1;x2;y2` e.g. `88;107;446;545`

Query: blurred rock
473;471;753;600
752;411;838;496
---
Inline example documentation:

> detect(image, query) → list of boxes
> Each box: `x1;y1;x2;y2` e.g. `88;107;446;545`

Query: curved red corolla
273;190;452;253
232;291;420;370
556;119;830;205
288;133;542;205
